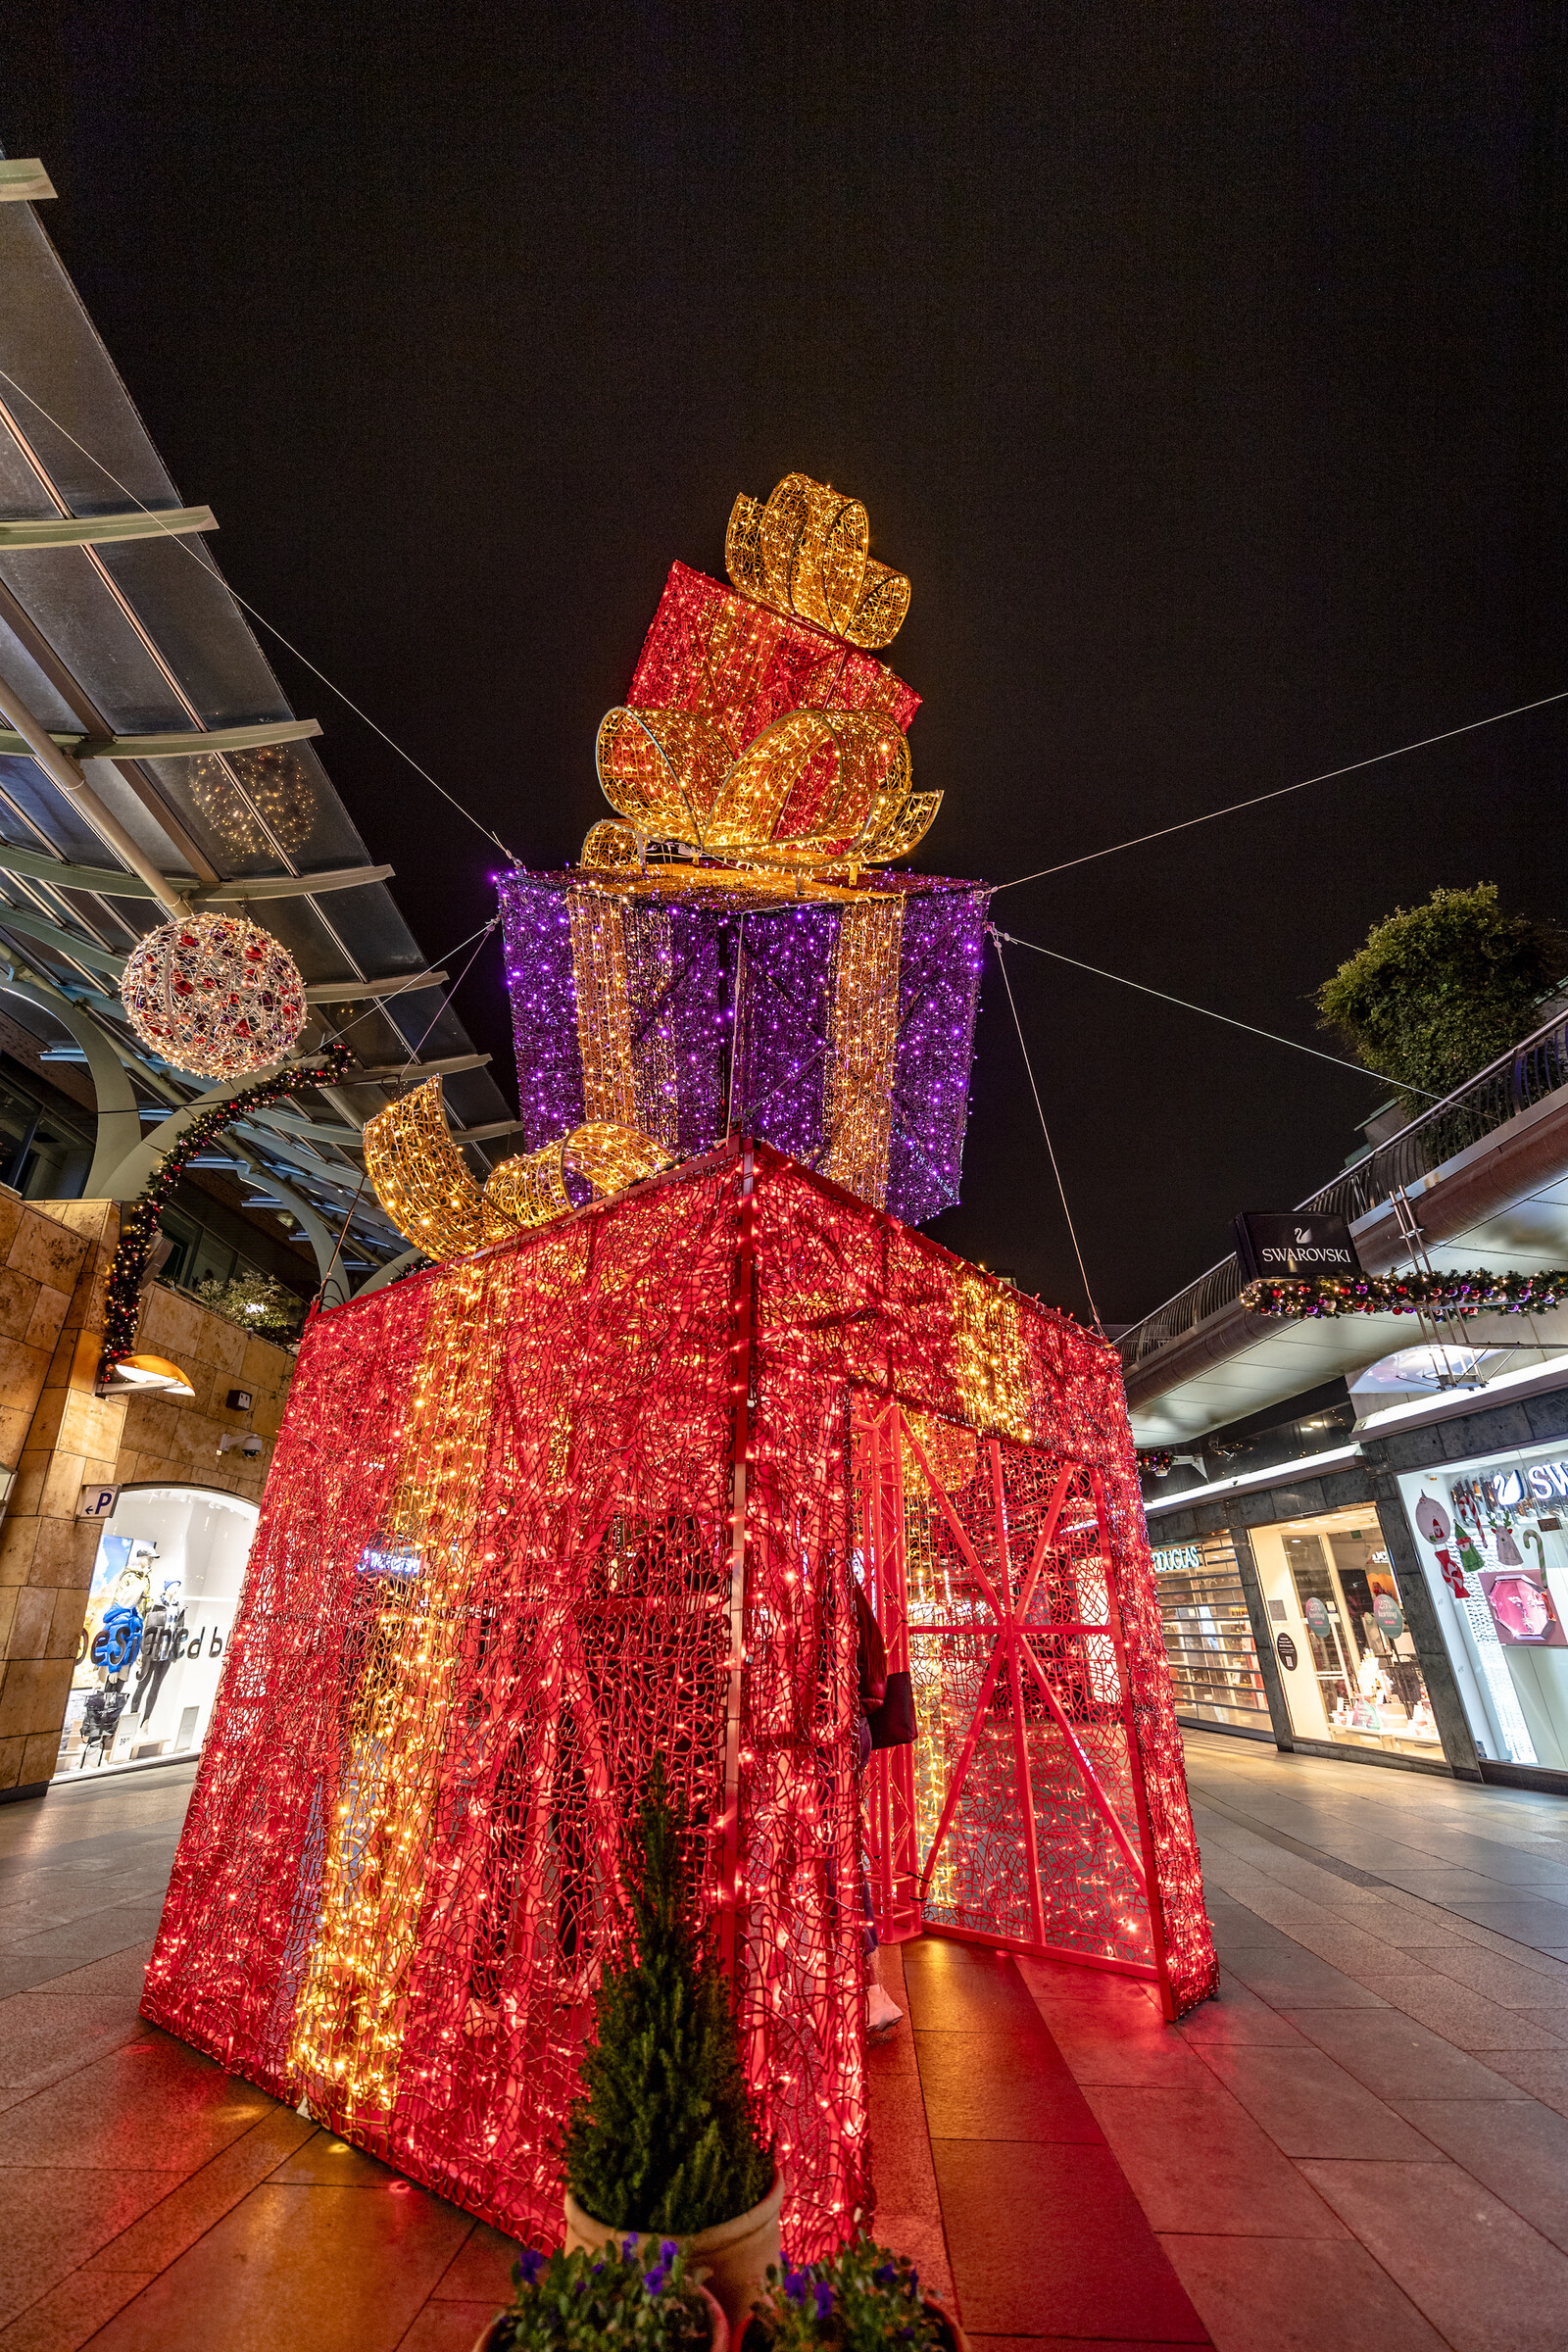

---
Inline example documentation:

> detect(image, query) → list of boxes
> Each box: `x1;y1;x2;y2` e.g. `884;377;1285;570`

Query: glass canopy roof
0;172;518;1292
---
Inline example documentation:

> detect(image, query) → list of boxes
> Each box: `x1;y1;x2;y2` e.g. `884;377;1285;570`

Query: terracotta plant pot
471;2281;729;2352
736;2294;966;2351
564;2171;785;2329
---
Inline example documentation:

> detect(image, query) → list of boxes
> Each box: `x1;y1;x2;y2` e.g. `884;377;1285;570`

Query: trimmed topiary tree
1317;882;1568;1107
562;1757;772;2234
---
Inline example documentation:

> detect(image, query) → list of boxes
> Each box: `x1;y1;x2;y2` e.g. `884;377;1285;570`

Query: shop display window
1150;1533;1272;1731
1250;1509;1441;1758
1397;1448;1568;1772
57;1486;259;1780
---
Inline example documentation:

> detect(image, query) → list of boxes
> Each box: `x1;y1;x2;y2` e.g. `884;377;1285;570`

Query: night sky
9;7;1567;1324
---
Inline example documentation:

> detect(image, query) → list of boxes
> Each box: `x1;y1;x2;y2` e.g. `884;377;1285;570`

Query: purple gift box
498;868;989;1226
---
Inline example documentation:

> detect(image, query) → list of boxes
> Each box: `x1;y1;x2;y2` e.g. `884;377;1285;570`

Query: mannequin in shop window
79;1679;128;1765
130;1578;185;1732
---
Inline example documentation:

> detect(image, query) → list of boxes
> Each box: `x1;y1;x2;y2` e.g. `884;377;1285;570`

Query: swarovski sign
1232;1210;1362;1284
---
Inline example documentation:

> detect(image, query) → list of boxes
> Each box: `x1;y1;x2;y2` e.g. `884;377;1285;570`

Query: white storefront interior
57;1484;260;1779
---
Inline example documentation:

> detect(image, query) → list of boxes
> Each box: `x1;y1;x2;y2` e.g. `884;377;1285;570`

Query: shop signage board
1152;1544;1203;1573
1231;1210;1362;1283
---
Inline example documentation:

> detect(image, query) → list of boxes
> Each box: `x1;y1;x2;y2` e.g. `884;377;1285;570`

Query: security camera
217;1431;267;1459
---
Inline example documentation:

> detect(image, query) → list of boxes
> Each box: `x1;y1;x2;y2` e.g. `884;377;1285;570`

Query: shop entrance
1250;1506;1441;1759
56;1485;260;1780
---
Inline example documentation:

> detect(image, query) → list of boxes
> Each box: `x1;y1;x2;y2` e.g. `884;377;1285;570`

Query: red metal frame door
854;1396;1178;2019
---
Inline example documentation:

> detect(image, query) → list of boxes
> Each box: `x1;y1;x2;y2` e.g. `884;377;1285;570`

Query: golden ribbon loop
726;473;910;650
585;470;932;877
364;1079;674;1264
594;703;937;873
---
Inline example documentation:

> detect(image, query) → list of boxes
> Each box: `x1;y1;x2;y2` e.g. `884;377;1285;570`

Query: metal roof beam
354;1246;425;1298
0;717;321;760
0;842;393;904
0;905;126;977
0;162;55;203
231;1120;375;1196
247;1107;367;1149
200;864;393;904
0;507;217;552
0;971;142;1195
95;1048;363;1200
303;969;446;1004
346;1052;492;1084
0;672;186;913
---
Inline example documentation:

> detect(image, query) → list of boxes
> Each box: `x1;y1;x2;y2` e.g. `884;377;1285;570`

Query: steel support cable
10;370;1561;907
991;926;1441;1098
991;690;1568;895
0;365;521;868
313;918;500;1058
316;918;502;1304
988;929;1103;1335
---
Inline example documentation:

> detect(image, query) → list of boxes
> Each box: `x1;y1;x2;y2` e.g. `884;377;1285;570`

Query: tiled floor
6;1735;1568;2350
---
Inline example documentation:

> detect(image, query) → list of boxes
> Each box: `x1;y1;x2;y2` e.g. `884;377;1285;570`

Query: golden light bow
593;703;939;875
363;1079;674;1263
726;473;910;649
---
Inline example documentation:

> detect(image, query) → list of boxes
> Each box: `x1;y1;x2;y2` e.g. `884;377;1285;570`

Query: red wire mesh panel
143;1144;1215;2266
853;1405;1211;2014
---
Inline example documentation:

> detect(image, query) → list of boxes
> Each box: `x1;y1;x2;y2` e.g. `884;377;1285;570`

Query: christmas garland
99;1042;353;1375
1241;1267;1568;1320
1138;1447;1175;1477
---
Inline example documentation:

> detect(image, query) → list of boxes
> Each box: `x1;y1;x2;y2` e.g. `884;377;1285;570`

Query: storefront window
1250;1508;1442;1758
1150;1533;1271;1731
1396;1447;1568;1771
56;1486;259;1779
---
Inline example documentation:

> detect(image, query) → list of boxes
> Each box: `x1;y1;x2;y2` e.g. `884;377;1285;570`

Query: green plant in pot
741;2238;966;2352
559;1757;780;2327
476;2235;728;2352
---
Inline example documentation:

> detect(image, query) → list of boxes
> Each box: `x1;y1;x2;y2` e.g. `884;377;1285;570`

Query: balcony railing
1117;1001;1568;1377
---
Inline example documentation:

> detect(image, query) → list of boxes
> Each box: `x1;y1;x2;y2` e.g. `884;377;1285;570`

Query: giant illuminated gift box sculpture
497;480;985;1227
141;476;1216;2261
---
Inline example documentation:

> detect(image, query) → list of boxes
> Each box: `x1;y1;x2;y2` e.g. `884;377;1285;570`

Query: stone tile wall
0;1190;298;1798
0;1197;121;1797
117;1284;295;1508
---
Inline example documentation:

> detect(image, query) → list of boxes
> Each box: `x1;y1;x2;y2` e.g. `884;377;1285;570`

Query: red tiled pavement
11;1734;1568;2348
869;1938;1211;2345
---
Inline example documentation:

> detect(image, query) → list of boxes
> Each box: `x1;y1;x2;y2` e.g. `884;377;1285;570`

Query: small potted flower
474;2235;728;2351
739;2238;967;2352
559;1759;781;2326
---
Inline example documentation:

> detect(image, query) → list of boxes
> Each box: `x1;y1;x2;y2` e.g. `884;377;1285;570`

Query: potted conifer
559;1758;782;2328
740;2238;967;2351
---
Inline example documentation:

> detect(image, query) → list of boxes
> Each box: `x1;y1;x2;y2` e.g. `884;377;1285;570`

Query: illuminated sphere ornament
120;911;308;1079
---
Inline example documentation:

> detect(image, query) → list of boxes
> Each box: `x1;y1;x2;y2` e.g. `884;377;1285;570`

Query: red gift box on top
627;560;921;754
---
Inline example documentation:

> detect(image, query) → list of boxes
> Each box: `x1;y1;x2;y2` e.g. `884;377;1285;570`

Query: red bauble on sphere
120;911;308;1079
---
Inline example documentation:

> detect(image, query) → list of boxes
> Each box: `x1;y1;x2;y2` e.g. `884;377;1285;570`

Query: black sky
8;5;1568;1322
